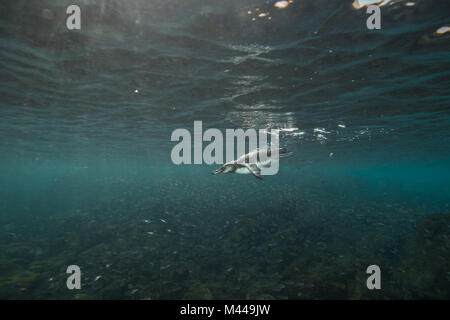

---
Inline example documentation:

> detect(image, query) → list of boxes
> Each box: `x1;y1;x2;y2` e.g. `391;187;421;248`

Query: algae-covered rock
399;213;450;298
73;293;99;300
0;269;39;288
182;282;213;299
251;293;275;300
0;261;38;288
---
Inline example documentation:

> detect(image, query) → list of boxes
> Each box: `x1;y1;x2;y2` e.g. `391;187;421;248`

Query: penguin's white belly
235;167;250;174
235;160;273;174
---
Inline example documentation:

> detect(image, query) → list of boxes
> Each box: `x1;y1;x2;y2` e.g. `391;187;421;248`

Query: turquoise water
1;0;449;299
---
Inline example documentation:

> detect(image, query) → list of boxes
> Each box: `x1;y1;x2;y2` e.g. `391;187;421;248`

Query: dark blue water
0;0;449;299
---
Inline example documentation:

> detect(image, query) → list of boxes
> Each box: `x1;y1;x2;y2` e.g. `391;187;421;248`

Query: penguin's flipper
211;166;224;175
245;164;263;180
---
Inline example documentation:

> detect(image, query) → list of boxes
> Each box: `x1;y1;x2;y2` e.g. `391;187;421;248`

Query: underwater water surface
0;0;449;299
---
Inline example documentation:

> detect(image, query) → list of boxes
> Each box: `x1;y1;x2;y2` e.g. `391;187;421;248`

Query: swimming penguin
211;147;292;180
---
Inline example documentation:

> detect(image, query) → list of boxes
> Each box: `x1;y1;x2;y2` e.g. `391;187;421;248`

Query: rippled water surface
0;0;449;299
